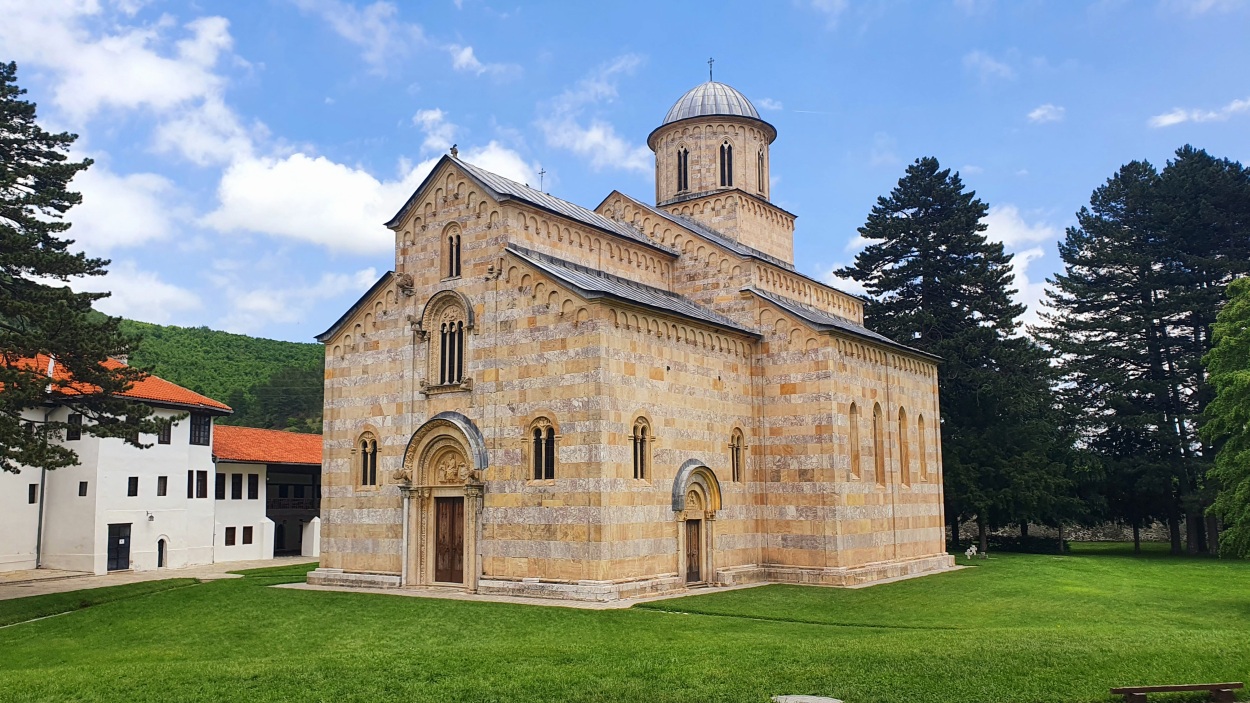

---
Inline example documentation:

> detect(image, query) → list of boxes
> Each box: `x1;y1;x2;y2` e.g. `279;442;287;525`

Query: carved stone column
415;487;430;585
464;483;483;593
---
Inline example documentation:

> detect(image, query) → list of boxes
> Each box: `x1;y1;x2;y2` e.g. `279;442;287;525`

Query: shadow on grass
0;579;199;628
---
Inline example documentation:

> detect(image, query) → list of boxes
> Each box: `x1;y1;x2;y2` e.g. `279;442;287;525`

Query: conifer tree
837;157;1066;550
0;62;164;475
1202;277;1250;557
1040;148;1250;553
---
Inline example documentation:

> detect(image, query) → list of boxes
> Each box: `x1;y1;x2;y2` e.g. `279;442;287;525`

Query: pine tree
0;62;165;474
1041;149;1250;554
1202;276;1250;557
837;157;1066;550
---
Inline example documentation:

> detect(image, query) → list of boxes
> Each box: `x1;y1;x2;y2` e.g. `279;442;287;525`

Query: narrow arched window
730;428;745;482
719;141;733;187
359;433;378;486
632;418;651;480
849;403;861;478
918;415;928;480
676;147;689;192
757;148;765;193
872;403;885;485
898;407;909;487
530;418;557;480
447;232;462;278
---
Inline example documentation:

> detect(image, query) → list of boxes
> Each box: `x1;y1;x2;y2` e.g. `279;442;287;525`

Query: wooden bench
1110;682;1243;703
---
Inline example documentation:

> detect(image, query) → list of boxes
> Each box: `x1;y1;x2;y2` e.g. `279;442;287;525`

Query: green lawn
0;544;1245;703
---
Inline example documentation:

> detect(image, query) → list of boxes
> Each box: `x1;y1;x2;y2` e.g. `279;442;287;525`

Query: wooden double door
434;497;464;583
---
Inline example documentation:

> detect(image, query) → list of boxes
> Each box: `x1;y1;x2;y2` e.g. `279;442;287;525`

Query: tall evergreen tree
1040;148;1250;554
1202;276;1250;557
837;157;1066;550
0;62;164;475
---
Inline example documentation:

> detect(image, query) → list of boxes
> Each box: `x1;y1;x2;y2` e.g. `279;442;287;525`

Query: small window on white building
231;473;243;500
196;470;208;499
157;421;171;445
225;527;236;546
248;474;259;500
28;484;38;504
215;473;226;500
242;526;253;545
189;413;211;446
78;481;88;497
66;413;82;441
157;476;168;497
127;476;138;497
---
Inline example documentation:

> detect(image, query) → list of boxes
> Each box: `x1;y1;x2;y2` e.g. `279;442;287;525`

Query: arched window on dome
757;148;766;193
676;147;690;193
719;141;733;187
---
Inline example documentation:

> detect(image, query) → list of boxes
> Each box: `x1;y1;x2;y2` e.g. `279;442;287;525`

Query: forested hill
120;320;324;434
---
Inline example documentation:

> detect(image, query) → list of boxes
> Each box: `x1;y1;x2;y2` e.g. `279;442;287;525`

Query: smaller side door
107;523;132;571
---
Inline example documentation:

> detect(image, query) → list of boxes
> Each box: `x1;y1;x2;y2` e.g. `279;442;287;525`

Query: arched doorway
672;460;722;586
395;412;489;590
157;539;166;568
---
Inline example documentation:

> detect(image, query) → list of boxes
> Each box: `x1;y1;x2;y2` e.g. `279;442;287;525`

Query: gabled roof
6;355;232;413
385;155;675;255
746;287;940;361
506;243;757;337
315;271;394;343
599;190;795;271
213;425;322;466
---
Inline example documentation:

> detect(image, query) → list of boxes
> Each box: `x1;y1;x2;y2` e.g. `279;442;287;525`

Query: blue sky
4;0;1248;342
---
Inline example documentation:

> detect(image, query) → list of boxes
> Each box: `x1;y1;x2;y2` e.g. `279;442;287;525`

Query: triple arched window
446;229;462;278
359;433;378;486
438;315;465;385
676;147;690;193
729;428;745;482
719;141;733;187
632;417;651;480
531;418;556;480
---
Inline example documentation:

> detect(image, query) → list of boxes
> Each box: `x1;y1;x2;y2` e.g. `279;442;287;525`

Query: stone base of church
307;567;402;589
476;574;686;602
736;553;957;588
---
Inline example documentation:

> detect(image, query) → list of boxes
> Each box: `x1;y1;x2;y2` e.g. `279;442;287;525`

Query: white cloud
1009;246;1048;328
963;50;1016;83
1027;103;1065;123
984;204;1060;248
216;268;378;334
806;0;850;26
756;97;784;111
69;162;182;251
74;261;202;325
869;132;899;167
961;164;985;175
0;4;257;166
821;268;868;298
1147;96;1250;127
201;141;534;254
446;44;518;77
1161;0;1245;14
291;0;424;73
413;108;457;153
538;55;651;173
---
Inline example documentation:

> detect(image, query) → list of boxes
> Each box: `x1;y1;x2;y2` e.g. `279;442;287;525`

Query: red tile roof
7;355;231;413
213;425;323;466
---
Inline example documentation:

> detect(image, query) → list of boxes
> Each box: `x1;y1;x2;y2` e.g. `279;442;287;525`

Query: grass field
0;544;1245;703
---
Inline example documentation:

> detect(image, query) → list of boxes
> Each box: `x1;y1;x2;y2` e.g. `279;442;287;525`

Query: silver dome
662;81;761;125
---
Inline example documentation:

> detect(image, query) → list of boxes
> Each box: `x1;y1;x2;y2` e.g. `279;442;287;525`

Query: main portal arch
394;412;488;590
672;460;722;585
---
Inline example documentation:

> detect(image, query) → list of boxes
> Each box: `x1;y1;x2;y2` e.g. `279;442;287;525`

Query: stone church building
308;80;955;600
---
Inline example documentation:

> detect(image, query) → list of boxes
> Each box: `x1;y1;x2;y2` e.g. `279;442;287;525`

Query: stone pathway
0;557;318;601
